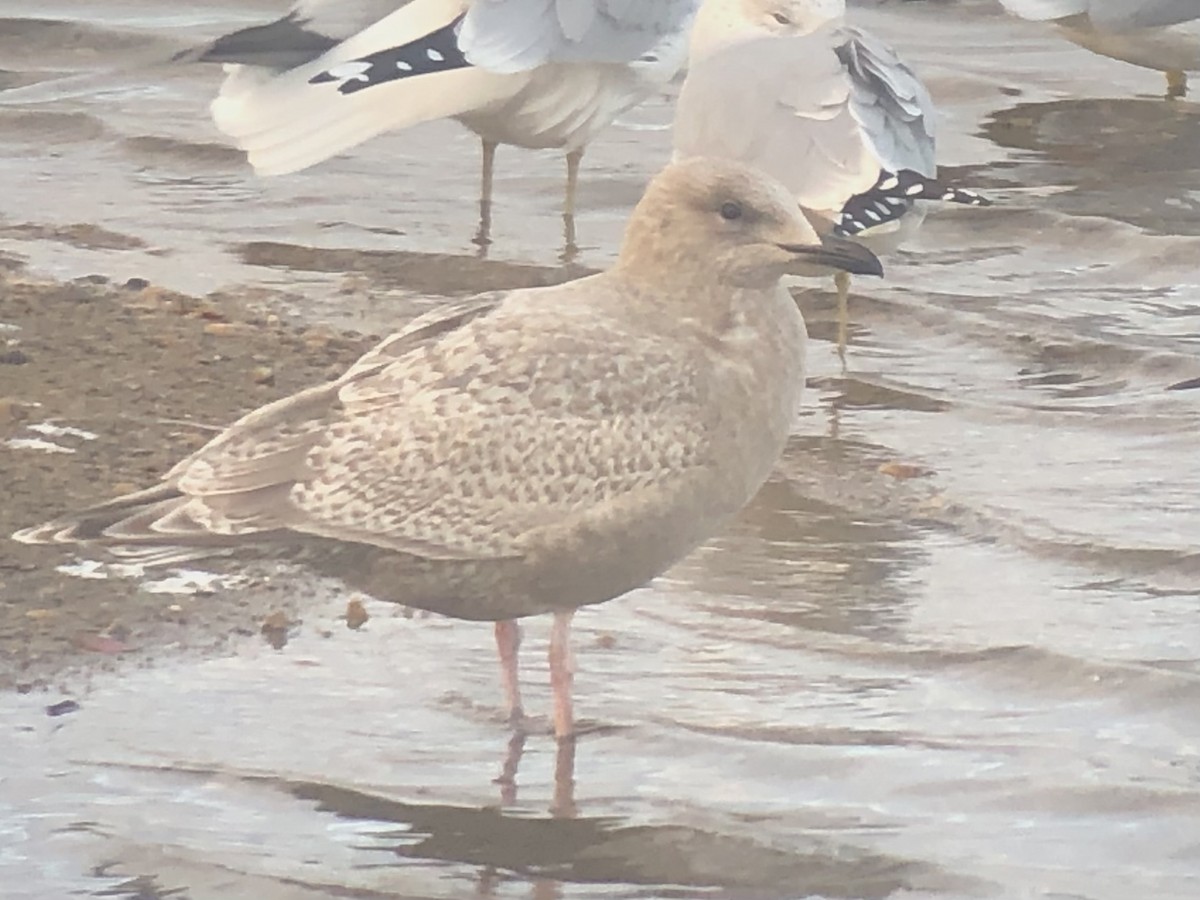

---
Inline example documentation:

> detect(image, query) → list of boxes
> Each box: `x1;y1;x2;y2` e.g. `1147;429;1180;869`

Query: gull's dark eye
772;12;790;25
720;201;743;221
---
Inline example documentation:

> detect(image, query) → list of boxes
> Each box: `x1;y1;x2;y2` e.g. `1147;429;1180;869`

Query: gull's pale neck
689;0;846;63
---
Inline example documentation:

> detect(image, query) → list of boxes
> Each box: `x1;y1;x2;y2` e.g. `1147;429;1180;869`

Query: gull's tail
833;170;992;238
11;484;236;567
209;0;517;176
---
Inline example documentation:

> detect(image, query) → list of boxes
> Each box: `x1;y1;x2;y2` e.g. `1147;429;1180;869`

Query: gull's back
459;0;700;70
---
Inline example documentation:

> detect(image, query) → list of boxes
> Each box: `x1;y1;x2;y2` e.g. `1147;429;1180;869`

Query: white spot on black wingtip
833;215;869;237
324;61;371;82
946;187;992;206
838;164;992;232
310;16;470;94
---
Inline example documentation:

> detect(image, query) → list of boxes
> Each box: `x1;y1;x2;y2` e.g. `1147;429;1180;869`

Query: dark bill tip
778;235;884;278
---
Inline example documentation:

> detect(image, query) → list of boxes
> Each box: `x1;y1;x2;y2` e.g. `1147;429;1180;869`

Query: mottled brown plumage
14;157;882;737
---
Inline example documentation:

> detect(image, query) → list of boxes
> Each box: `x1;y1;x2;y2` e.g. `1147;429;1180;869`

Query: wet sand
0;261;373;687
2;2;1200;899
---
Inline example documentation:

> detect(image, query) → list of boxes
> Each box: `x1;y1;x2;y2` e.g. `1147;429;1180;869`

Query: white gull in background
997;0;1200;97
673;0;990;356
189;0;699;245
14;158;882;741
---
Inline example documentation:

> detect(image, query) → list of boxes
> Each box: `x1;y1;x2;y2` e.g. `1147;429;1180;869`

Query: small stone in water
261;610;293;649
46;699;80;717
345;599;369;630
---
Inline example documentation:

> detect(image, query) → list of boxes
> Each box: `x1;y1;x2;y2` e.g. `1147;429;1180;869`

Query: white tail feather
214;66;523;175
210;0;528;176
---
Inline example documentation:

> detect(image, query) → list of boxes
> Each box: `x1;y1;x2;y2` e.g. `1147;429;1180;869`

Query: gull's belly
1060;19;1200;73
456;62;662;151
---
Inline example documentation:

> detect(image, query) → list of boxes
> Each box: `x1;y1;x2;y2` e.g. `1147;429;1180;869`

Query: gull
673;0;990;357
188;0;699;247
997;0;1200;98
13;157;883;741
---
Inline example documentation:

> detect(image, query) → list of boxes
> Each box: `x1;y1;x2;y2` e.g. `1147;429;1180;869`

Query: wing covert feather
163;298;711;560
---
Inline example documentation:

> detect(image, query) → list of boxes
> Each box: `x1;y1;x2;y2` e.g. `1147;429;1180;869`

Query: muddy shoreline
0;260;376;690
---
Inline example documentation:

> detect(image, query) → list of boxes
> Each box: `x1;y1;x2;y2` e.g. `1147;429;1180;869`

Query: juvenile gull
13;157;882;740
998;0;1200;97
673;0;989;355
190;0;699;242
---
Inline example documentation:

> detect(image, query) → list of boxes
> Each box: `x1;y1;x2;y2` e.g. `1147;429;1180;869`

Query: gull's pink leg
548;610;576;741
493;619;523;726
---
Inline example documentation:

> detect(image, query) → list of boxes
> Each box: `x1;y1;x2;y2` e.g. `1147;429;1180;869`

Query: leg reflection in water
477;732;577;898
492;729;576;817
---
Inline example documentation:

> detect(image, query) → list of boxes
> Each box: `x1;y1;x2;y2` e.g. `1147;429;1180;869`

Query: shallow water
1;1;1199;899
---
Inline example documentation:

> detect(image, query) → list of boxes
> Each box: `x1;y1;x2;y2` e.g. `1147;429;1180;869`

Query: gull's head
745;0;845;35
619;158;882;290
692;0;845;57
